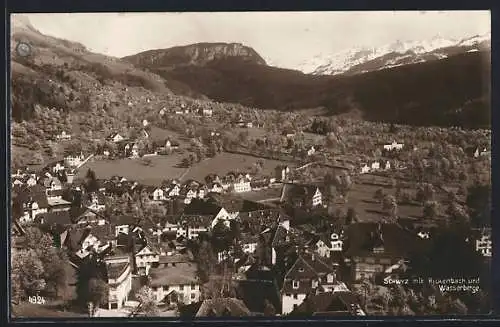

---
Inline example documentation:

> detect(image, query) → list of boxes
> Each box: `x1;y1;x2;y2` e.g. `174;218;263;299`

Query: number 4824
28;295;46;305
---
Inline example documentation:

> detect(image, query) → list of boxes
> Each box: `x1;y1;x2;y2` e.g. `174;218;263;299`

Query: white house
315;233;343;258
159;108;166;116
383;141;404;151
52;162;65;174
240;234;258;254
312;188;323;207
383;160;391;170
64;153;85;168
210;207;233;229
131;144;140;158
143;119;149;127
43;178;62;192
26;176;38;187
176;227;188;239
75;232;101;259
281;253;339;315
56;131;72;141
21;200;48;224
474;147;491;158
330;233;343;252
183;189;198;204
202;108;213;117
197;188;206;199
315;239;331;258
149;263;201;305
165;184;181;198
370;161;380;171
163;222;179;234
152;188;166;201
108;133;125;143
307;146;316;156
246;122;253;128
135;244;160;276
207;183;223;194
360;164;370;174
106;261;132;310
233;177;252;193
12;179;24;187
88;195;106;212
476;234;492;257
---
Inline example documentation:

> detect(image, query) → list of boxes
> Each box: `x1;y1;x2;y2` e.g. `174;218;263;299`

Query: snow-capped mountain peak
296;33;489;76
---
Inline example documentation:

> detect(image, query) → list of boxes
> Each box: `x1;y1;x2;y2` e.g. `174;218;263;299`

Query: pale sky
19;11;490;69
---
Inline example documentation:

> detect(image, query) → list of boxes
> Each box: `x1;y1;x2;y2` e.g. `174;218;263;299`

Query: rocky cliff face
123;42;267;69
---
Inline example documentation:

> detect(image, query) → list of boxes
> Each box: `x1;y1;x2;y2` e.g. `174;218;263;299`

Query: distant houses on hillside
55;131;72;141
383;141;404;151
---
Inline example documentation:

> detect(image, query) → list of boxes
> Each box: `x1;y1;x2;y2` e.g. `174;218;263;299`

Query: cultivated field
78;151;291;186
181;152;292;182
342;173;450;222
77;155;186;185
239;186;283;203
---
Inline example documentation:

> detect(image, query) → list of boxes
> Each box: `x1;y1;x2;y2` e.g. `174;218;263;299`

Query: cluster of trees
11;227;68;302
75;255;109;316
354;278;475;315
323;170;353;203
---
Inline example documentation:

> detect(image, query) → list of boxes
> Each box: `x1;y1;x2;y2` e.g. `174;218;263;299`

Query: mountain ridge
10;15;491;129
122;42;267;70
297;32;491;76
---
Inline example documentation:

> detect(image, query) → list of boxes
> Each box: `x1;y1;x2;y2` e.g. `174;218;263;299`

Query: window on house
285;293;291;297
298;268;304;272
292;280;299;289
163;286;169;291
293;294;298;299
179;285;184;290
191;293;196;299
293;304;298;310
191;284;196;290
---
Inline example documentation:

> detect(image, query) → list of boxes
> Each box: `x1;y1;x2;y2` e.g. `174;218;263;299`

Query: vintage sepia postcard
9;11;492;319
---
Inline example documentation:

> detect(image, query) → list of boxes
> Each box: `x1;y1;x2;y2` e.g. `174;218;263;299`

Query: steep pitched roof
238;266;282;314
271;225;288;248
196;298;251;317
282;252;335;293
106;262;129;281
292;291;360;316
149;264;198;287
35;211;72;226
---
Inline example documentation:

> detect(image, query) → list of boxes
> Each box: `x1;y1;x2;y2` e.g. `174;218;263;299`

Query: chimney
311;254;315;261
